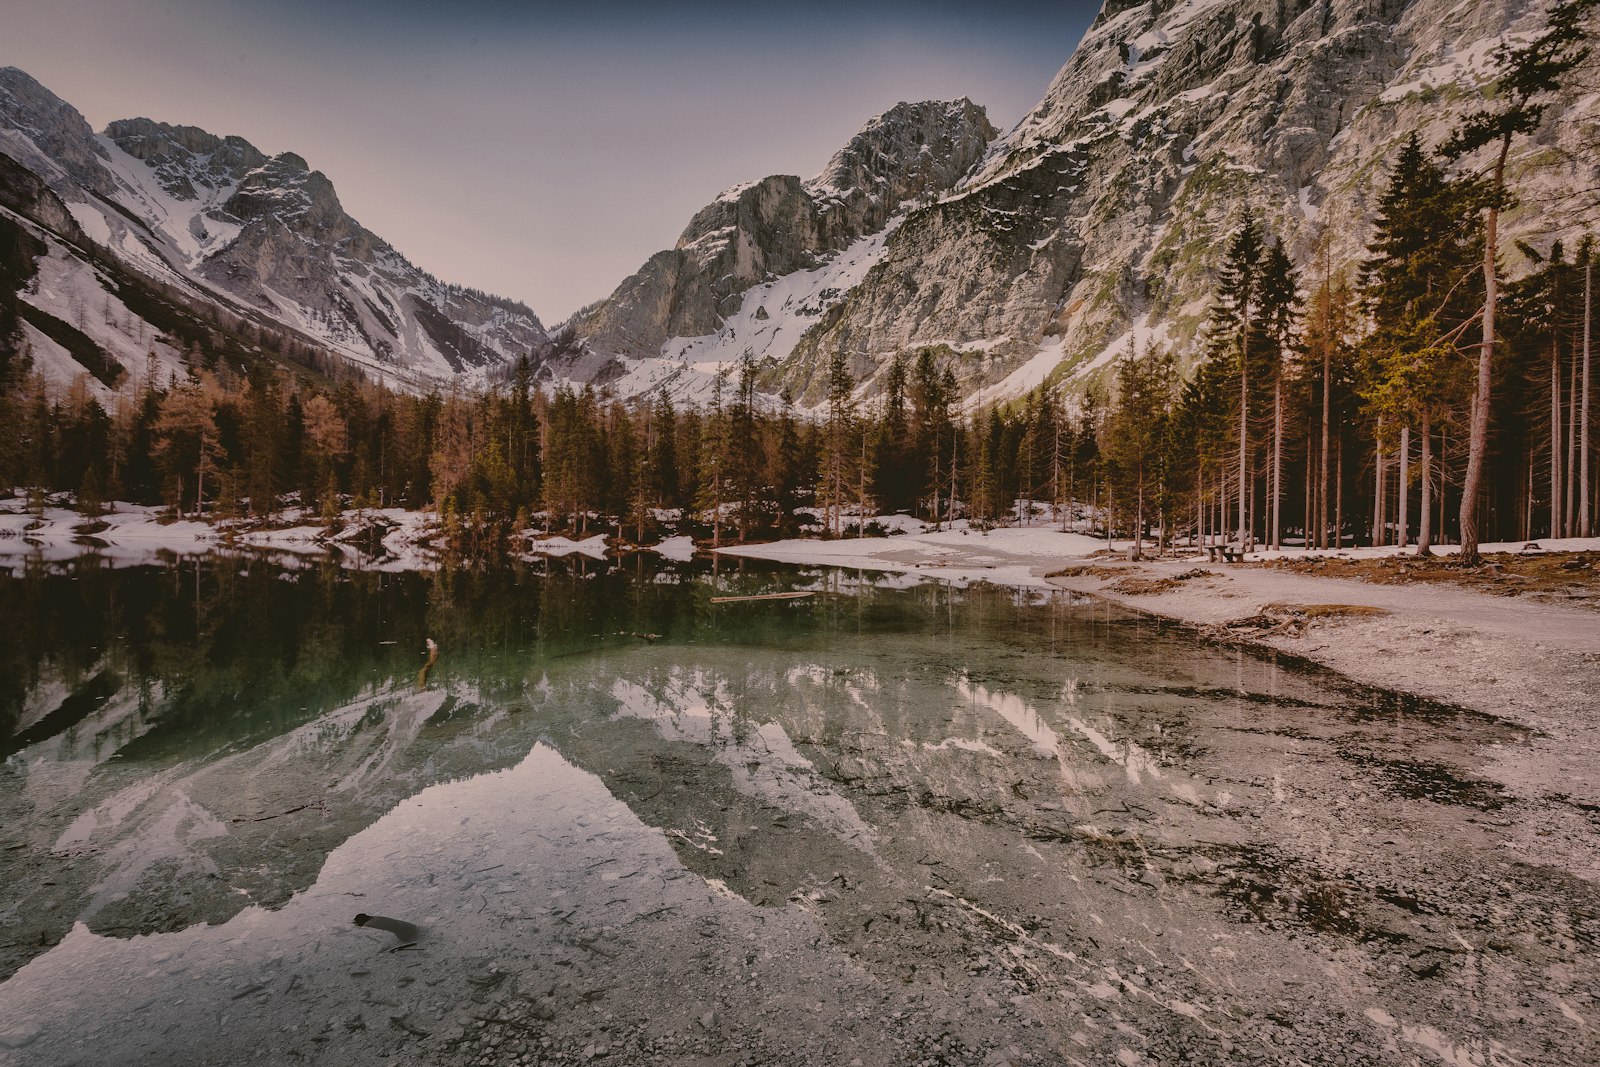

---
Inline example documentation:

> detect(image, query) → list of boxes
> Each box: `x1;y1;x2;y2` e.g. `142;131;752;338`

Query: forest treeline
0;162;1593;558
0;0;1594;560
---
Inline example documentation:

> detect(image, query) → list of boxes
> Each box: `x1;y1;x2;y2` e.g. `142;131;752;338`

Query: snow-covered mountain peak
1;68;551;392
564;96;999;398
103;118;270;201
806;98;997;204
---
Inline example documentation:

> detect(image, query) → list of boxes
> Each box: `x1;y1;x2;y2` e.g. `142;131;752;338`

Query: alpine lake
0;550;1594;1067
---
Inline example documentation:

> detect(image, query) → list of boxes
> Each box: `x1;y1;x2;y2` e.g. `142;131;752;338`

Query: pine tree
1259;238;1300;550
1104;349;1176;558
649;389;680;512
1443;0;1599;562
1362;134;1482;553
152;379;223;515
870;352;912;513
1205;211;1268;548
697;372;730;545
819;350;857;536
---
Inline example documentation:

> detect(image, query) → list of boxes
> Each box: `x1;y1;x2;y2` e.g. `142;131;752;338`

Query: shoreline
717;527;1600;878
1038;555;1600;880
10;493;1600;789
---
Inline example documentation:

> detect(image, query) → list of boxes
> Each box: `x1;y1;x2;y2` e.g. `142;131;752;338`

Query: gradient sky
3;1;1099;321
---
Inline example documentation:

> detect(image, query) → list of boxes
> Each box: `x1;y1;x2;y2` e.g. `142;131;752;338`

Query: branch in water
417;638;439;689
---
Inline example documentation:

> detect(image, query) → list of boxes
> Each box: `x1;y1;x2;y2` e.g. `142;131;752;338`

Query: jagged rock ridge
562;99;999;398
772;0;1599;404
0;67;549;392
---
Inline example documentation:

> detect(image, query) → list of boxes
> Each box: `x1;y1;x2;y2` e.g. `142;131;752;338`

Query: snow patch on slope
602;220;902;404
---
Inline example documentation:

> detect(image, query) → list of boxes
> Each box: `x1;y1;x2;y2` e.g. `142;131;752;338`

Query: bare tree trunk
1526;449;1536;542
1439;428;1449;544
1320;345;1330;548
1567;336;1579;537
1374;419;1385;547
1248;463;1257;553
1271;375;1283;550
1398;425;1410;550
1460;144;1509;564
1053;421;1064;532
1418;415;1433;555
1583;260;1593;538
1552;343;1563;539
1304;430;1312;553
859;422;869;538
1335;431;1344;549
1238;334;1249;547
1133;477;1144;561
949;436;959;528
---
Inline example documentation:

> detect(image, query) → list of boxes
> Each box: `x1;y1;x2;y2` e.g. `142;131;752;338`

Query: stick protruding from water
417;638;439;689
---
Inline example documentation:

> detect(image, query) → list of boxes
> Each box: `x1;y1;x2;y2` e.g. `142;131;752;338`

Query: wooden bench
1205;544;1242;563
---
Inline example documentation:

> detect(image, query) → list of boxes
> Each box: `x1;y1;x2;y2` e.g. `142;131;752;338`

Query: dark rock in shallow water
353;913;420;942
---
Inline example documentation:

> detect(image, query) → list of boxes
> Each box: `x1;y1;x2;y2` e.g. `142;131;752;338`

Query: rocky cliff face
0;69;549;391
772;0;1599;404
565;99;998;396
7;0;1593;408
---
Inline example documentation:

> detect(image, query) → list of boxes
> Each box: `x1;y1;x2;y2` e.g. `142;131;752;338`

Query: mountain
7;0;1594;411
557;99;999;399
769;0;1598;405
0;67;549;396
551;0;1595;408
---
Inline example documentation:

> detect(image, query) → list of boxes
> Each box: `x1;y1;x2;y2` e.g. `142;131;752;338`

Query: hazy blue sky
3;1;1099;321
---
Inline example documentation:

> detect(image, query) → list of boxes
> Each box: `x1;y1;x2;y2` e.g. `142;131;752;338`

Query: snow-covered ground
520;533;609;560
716;518;1112;589
646;535;697;562
0;502;219;570
599;221;904;407
0;497;712;574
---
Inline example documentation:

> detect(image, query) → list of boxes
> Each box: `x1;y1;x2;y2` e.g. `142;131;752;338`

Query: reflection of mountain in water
1;556;1534;998
0;556;998;978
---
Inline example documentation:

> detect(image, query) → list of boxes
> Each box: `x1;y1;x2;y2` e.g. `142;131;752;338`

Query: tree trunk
1459;142;1509;564
1525;449;1535;542
1418;415;1433;555
1374;419;1385;547
940;438;953;531
1398;424;1410;550
1439;428;1449;544
1304;430;1313;554
1583;260;1593;538
1133;477;1144;561
1320;343;1331;548
1335;431;1344;549
1271;375;1283;550
1567;334;1579;537
1238;332;1249;546
1551;342;1563;539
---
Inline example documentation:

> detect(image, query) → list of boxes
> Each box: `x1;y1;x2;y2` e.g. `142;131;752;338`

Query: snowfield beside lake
716;521;1111;589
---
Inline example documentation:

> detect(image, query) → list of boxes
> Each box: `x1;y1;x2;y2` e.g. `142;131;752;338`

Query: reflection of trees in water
1;561;1235;984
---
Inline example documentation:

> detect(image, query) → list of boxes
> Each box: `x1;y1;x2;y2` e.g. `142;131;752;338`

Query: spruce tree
1259;238;1300;550
1205;211;1267;548
1443;0;1598;562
